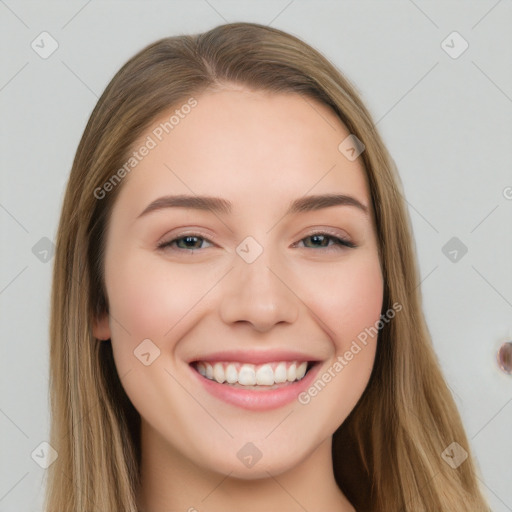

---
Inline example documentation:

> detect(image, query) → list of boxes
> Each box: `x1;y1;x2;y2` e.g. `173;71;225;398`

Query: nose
218;251;299;333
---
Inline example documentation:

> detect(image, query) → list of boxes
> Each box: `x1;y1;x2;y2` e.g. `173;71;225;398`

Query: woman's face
94;87;383;478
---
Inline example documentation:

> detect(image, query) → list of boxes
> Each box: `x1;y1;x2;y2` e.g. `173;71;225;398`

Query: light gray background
1;1;511;510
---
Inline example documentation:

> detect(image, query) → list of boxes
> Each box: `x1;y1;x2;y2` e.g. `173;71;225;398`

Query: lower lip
189;362;322;411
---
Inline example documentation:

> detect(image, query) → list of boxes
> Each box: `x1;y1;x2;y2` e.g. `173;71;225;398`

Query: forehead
115;88;371;214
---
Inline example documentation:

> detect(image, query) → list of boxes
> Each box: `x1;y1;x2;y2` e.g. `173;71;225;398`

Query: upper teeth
195;361;308;386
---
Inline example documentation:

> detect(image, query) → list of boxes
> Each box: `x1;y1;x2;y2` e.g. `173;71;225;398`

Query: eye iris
306;234;329;248
177;236;202;249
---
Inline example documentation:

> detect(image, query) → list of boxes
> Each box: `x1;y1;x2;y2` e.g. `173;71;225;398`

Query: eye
157;231;356;252
294;232;356;251
157;234;213;251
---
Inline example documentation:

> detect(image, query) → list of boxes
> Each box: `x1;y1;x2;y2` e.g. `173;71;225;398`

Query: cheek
105;252;217;350
294;254;383;431
108;263;169;335
304;253;384;348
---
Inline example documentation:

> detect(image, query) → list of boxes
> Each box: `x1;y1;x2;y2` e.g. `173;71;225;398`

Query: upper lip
188;349;321;365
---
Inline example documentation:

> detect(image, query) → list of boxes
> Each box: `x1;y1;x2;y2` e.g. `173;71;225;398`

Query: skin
93;86;384;512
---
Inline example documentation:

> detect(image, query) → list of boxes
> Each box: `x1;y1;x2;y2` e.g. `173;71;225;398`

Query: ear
92;313;111;340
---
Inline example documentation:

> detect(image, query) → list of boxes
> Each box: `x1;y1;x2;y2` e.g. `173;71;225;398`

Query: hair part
45;22;490;511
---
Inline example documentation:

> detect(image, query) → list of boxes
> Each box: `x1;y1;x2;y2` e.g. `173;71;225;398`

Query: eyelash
157;231;357;252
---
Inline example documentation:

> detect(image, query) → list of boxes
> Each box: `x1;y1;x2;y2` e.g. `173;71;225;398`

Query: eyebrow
136;193;369;219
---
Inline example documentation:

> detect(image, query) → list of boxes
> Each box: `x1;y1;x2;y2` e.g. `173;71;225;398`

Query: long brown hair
45;22;491;511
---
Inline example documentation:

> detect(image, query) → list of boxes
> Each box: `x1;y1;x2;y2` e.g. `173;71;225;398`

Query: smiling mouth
190;360;316;389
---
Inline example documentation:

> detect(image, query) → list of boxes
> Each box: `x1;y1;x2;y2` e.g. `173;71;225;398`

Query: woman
45;22;491;511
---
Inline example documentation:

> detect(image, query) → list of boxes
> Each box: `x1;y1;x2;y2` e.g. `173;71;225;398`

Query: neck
136;421;355;512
